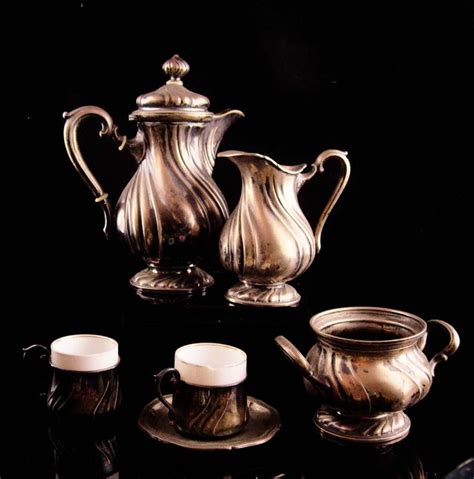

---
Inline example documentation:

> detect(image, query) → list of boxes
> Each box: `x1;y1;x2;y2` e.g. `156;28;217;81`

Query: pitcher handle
311;149;351;254
427;320;460;376
63;106;127;238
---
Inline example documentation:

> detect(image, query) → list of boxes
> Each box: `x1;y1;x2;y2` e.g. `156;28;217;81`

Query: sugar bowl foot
314;406;411;446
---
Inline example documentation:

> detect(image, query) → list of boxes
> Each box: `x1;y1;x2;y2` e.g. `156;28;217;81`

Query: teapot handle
63;106;127;238
426;319;460;376
308;149;351;254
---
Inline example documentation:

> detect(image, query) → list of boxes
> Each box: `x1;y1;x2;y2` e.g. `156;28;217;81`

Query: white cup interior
175;343;247;387
51;334;119;372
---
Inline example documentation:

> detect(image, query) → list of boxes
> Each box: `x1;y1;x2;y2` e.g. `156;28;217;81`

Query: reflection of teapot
276;307;460;445
64;54;243;295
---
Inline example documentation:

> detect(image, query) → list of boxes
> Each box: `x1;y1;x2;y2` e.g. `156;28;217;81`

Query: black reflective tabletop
4;273;473;478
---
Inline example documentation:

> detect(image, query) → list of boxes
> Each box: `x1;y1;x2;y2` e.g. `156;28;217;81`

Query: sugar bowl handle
427;320;460;375
275;336;314;378
311;149;351;254
154;368;181;417
275;336;330;396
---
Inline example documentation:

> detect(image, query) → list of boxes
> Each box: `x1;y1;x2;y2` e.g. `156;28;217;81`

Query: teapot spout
275;336;330;396
201;109;244;175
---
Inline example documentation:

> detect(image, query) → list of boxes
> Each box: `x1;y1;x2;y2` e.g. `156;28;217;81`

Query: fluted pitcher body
219;150;350;307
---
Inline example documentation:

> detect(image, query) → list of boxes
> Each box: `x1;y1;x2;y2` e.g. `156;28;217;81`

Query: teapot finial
163;54;190;83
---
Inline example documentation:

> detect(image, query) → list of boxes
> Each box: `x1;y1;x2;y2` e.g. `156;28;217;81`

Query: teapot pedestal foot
225;282;300;307
314;406;411;445
129;266;214;294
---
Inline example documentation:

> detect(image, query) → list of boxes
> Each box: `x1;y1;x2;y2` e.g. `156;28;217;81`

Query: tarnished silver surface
64;55;243;294
275;307;460;445
138;395;281;450
219;149;350;307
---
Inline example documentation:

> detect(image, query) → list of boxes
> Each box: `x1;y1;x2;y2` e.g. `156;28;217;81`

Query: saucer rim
138;395;281;450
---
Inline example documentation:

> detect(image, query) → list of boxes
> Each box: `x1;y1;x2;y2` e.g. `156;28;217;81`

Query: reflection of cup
154;343;248;438
49;420;119;479
23;334;121;418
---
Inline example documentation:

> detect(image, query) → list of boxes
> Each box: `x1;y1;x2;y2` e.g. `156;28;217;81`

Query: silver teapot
64;55;243;294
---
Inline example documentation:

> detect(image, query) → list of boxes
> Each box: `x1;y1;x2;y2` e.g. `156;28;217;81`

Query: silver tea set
61;54;460;446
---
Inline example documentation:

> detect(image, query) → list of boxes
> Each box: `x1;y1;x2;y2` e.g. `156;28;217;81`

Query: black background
5;1;473;477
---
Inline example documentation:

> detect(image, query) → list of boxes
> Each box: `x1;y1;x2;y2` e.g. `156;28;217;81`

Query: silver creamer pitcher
218;149;350;307
64;55;243;295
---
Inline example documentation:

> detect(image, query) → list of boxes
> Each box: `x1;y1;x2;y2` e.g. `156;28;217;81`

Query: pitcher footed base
130;266;214;294
225;282;300;307
314;406;411;445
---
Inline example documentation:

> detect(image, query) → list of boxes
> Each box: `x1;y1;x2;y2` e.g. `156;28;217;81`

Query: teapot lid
129;54;213;122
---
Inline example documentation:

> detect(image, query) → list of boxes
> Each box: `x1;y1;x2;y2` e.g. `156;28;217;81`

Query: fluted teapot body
64;55;243;295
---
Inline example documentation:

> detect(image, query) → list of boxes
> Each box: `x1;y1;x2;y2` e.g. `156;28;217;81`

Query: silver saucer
138;395;281;451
